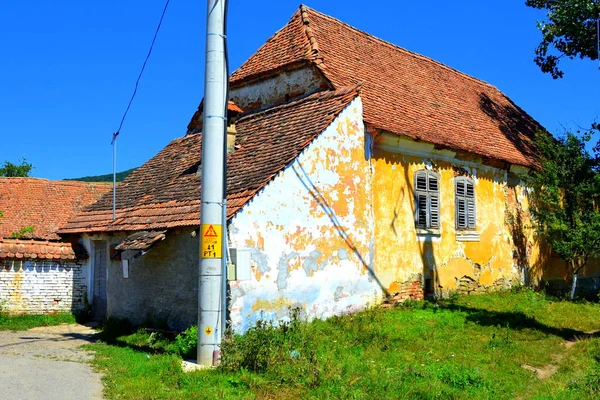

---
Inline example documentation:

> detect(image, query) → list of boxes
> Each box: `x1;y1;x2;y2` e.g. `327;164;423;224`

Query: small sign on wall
122;259;129;279
201;224;222;258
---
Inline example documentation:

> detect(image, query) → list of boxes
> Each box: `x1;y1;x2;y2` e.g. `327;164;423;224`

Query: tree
526;0;600;78
526;130;600;298
0;158;33;177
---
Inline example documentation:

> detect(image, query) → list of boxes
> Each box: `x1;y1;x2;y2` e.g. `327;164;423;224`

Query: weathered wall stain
230;66;329;112
0;260;87;314
228;97;380;333
372;134;539;297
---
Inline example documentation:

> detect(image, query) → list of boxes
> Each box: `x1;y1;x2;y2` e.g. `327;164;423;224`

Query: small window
415;170;440;229
455;177;475;230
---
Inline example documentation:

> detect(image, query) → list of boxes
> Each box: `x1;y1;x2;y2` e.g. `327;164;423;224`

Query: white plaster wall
0;259;87;314
230;66;329;111
228;97;381;333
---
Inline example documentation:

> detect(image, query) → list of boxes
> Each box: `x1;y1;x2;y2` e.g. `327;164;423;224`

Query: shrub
171;325;198;359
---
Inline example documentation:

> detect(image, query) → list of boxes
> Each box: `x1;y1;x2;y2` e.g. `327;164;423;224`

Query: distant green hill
66;167;136;183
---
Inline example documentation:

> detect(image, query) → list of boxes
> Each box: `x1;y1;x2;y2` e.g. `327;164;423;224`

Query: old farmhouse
59;6;579;331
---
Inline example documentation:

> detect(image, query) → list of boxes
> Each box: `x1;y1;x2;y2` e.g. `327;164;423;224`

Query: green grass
87;289;600;399
0;312;76;331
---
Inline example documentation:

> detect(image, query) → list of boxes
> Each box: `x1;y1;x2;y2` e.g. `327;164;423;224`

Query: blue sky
1;1;598;180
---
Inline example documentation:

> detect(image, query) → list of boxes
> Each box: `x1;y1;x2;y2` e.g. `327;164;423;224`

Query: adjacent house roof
231;5;541;167
59;87;359;233
0;239;87;261
0;178;111;241
0;178;110;261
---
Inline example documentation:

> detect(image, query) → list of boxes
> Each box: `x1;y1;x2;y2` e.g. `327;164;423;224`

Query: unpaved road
0;324;103;400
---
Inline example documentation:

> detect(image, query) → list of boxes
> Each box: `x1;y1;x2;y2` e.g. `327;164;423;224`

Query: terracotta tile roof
59;87;359;233
0;239;88;261
0;178;111;241
231;5;541;167
115;230;167;251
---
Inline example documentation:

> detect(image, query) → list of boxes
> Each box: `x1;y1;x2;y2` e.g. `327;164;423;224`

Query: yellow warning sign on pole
201;224;222;258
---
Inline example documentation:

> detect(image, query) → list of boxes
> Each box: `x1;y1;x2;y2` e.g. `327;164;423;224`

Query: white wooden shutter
455;177;476;230
429;174;440;228
415;170;440;229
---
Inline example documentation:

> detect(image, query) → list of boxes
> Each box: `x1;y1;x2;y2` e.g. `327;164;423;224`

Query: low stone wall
0;260;87;314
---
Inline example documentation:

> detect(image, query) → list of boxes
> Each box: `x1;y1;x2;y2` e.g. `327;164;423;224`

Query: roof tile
60;87;359;233
0;178;111;241
0;239;87;261
231;5;541;167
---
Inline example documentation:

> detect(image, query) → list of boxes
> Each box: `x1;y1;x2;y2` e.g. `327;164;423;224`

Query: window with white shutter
414;170;440;229
455;177;476;230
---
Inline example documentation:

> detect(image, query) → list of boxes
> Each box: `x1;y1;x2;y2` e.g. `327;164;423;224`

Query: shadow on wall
504;177;542;287
401;161;440;299
506;173;599;298
292;160;391;299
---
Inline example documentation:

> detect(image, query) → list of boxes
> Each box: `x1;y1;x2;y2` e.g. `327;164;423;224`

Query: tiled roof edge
300;5;504;93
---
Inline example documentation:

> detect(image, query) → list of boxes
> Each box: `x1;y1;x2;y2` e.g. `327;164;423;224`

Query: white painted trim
376;143;503;173
374;133;523;174
455;231;481;242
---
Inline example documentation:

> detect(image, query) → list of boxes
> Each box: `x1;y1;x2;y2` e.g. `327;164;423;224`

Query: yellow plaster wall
371;136;538;295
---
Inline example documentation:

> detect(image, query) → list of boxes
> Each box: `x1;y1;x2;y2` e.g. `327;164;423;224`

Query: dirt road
0;324;103;400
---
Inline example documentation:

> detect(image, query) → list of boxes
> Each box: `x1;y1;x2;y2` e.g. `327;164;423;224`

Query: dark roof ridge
299;5;322;64
0;177;110;186
300;4;501;93
237;84;361;123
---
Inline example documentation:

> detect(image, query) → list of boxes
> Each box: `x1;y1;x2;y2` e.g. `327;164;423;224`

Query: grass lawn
0;312;76;331
88;289;600;399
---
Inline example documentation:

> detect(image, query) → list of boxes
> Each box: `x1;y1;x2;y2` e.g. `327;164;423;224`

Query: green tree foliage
0;158;33;177
526;0;600;78
526;130;600;298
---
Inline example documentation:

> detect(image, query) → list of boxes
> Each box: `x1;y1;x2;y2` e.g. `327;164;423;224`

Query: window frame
454;176;476;230
414;170;440;230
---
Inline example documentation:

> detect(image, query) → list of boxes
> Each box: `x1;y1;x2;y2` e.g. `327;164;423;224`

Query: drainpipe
198;0;227;366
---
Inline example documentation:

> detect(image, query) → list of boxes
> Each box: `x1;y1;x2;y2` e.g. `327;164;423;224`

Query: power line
111;0;171;222
112;0;171;142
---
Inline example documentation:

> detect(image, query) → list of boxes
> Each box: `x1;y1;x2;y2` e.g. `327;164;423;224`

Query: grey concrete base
181;359;214;373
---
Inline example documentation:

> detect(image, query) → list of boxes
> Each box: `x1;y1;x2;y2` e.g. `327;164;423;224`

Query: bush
170;325;198;359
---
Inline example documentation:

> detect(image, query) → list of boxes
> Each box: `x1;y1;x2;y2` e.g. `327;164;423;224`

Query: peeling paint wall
0;260;87;314
228;97;380;333
372;134;537;297
230;66;330;112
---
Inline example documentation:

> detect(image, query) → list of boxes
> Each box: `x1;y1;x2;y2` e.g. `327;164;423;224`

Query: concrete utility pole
198;0;227;366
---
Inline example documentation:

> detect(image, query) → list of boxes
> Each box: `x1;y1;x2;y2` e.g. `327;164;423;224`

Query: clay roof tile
59;87;359;233
231;6;541;167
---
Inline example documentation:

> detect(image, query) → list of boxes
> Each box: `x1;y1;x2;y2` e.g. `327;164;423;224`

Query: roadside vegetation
0;312;76;331
88;289;600;399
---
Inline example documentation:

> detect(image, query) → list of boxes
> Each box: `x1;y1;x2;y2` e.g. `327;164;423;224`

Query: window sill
455;231;480;242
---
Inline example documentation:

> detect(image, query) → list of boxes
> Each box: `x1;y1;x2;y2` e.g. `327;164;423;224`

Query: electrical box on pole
198;0;227;366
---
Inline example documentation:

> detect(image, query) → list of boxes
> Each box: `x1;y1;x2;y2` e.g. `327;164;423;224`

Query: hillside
66;168;136;183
